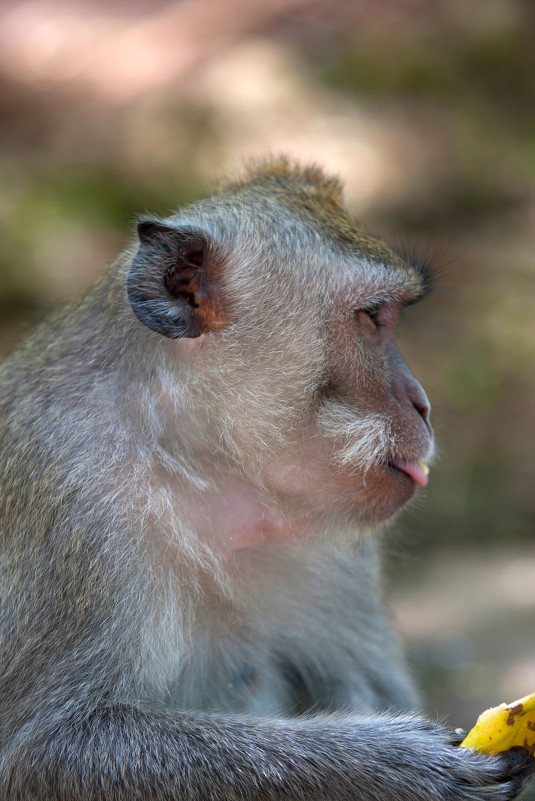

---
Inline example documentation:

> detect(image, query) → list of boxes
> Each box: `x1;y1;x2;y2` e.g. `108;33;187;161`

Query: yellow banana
459;692;535;756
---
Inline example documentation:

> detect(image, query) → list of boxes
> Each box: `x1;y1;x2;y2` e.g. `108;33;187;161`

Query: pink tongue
391;461;428;487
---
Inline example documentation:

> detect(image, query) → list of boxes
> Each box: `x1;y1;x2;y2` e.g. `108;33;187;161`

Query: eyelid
356;300;404;330
356;303;383;326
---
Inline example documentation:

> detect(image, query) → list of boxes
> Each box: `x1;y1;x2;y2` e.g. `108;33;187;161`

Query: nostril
412;398;432;434
392;348;433;430
412;399;429;422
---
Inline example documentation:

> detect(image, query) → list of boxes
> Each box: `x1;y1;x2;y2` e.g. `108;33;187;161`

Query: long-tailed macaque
0;161;533;800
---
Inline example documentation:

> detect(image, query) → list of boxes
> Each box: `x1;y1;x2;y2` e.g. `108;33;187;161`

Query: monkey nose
408;381;432;430
412;397;430;425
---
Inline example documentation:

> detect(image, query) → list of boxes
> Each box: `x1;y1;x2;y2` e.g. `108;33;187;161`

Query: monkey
0;159;533;801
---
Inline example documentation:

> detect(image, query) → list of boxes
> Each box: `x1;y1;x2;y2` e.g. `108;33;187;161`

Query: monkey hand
452;748;535;801
393;720;534;801
458;692;535;756
363;716;534;801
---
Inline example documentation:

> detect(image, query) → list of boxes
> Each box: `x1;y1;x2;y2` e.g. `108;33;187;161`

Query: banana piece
459;692;535;756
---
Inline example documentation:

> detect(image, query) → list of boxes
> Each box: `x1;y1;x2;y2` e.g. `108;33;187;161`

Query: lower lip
388;460;429;488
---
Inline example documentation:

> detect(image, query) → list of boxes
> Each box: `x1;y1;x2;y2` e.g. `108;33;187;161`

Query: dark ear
128;221;223;339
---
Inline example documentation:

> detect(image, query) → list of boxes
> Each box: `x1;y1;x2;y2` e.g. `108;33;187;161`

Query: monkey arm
1;705;531;801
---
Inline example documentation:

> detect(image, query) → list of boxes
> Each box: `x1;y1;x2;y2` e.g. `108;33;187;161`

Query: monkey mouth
388;460;430;488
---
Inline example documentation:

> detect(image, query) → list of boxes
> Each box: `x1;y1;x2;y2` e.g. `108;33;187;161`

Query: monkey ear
128;221;222;339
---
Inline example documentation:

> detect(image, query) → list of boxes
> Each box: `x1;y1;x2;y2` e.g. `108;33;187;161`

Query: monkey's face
252;275;434;531
128;180;434;543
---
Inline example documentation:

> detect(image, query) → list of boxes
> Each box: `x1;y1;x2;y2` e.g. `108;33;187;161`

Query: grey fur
0;161;533;800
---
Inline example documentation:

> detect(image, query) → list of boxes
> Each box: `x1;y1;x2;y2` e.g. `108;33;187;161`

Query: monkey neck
148;419;366;554
204;479;319;550
146;460;323;561
158;468;321;551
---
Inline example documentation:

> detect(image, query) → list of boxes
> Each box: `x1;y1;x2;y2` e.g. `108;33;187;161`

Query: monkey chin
253;446;428;540
320;460;424;533
240;460;424;550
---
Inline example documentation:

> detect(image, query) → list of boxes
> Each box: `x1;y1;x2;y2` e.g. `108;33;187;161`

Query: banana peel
459;692;535;756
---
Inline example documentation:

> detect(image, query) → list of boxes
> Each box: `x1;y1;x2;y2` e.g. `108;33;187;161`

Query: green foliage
320;31;535;112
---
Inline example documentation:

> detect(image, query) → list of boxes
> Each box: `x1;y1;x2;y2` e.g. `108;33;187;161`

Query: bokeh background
1;0;534;754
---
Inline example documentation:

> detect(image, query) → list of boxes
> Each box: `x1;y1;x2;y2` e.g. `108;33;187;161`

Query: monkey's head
127;160;434;546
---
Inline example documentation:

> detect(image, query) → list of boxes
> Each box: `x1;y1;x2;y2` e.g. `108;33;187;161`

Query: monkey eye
363;306;381;326
356;304;383;329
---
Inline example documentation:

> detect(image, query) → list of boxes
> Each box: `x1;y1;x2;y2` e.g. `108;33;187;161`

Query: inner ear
182;242;204;268
164;233;207;309
128;221;227;339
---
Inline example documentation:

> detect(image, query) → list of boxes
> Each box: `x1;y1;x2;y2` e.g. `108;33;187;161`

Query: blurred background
1;0;534;747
